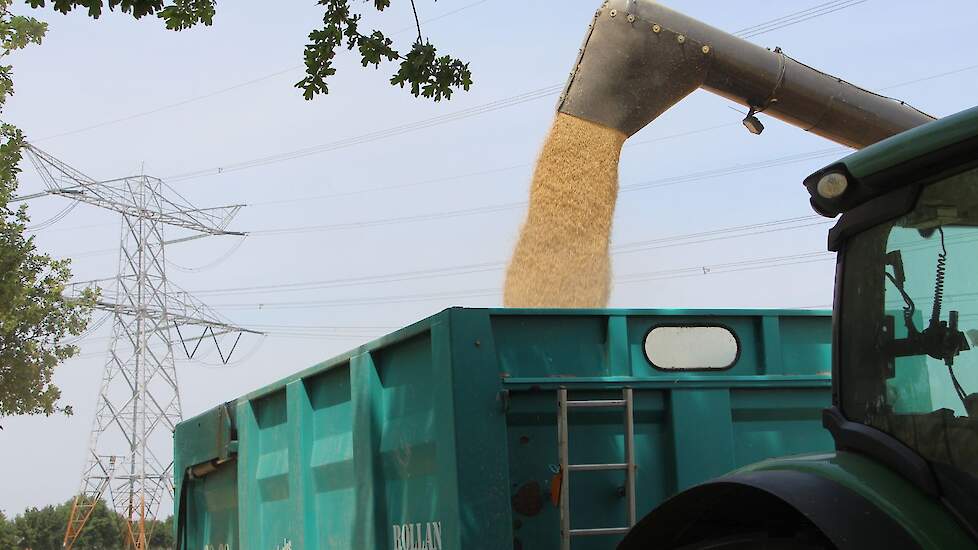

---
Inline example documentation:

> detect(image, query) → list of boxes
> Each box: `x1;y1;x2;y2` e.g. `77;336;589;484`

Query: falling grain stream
504;113;627;308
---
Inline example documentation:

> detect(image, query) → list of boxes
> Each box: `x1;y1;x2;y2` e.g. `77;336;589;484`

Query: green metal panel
444;310;512;547
238;387;296;549
174;403;236;472
302;363;354;549
736;451;975;549
173;403;238;549
180;462;239;550
174;308;834;549
671;389;735;487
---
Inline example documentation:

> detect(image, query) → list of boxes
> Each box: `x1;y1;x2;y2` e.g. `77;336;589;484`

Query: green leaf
391;41;472;101
26;0;215;25
0;124;95;418
159;0;215;30
297;1;473;101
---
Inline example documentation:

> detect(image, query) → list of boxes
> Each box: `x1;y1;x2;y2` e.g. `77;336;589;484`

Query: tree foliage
2;497;174;549
298;0;472;100
13;503;68;550
26;0;473;101
0;511;19;548
0;0;94;419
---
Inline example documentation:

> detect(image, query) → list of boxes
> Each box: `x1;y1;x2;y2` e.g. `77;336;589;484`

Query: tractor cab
808;105;978;526
620;106;978;549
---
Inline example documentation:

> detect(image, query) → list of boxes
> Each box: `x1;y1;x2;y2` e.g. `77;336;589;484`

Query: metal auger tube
558;0;934;148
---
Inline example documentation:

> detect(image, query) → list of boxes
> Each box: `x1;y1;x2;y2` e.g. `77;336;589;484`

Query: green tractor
553;2;978;546
619;107;978;549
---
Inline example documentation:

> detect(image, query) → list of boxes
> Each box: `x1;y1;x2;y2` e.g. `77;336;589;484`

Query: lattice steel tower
23;145;258;550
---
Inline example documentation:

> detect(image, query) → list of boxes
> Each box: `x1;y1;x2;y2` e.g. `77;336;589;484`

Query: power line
28;61;973;300
78;45;962;214
154;208;978;304
613;218;832;256
878;63;978;92
54;146;830;261
68;323;395;346
51;136;835;247
20;0;870;187
23;57;973;226
253;163;532;207
734;0;846;34
206;249;835;310
166;236;247;273
25;201;79;230
48;145;845;265
146;53;973;224
617;251;832;283
620;148;843;193
265;334;385;342
192;214;828;297
22;58;970;234
248;122;751;209
163;84;563;182
736;0;869;39
63;312;113;345
251;201;522;236
32;67;301;143
26;221;112;235
157;0;873;184
209;123;744;210
59;247;117;260
20;130;832;243
247;147;842;236
247;323;400;331
33;0;850;151
191;261;501;297
408;0;491;27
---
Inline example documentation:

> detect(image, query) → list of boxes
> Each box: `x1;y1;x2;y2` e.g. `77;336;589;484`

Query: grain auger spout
558;0;934;148
503;0;937;309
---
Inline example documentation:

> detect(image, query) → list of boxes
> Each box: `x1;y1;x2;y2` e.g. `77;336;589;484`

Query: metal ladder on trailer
557;387;636;550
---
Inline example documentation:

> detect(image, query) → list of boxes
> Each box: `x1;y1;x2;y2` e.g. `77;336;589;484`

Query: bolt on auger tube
559;0;934;148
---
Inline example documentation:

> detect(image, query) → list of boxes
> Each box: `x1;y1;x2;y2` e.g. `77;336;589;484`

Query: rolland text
392;521;442;550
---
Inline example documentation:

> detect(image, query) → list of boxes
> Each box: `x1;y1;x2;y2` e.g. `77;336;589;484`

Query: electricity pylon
23;145;259;550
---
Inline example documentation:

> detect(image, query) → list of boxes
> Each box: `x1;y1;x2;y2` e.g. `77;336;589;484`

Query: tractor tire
671;529;834;550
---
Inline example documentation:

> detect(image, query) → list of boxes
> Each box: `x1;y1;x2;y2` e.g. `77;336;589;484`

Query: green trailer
173;308;834;549
174;1;978;546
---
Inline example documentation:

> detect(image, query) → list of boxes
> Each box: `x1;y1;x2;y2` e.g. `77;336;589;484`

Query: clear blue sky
2;0;975;516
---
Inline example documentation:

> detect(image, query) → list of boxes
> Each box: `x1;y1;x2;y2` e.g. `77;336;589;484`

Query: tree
3;499;176;549
0;511;19;548
11;498;126;549
0;0;94;419
147;515;174;549
26;0;473;101
13;504;66;550
71;499;126;549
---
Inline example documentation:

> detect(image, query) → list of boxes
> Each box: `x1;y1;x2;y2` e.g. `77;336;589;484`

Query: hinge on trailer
498;389;511;414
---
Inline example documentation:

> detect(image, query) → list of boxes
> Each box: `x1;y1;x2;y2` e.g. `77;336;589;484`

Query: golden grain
504;113;627;307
